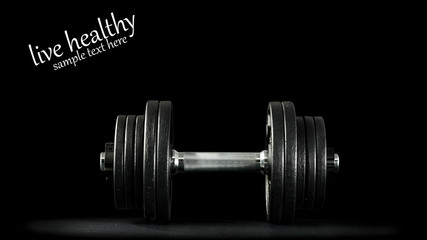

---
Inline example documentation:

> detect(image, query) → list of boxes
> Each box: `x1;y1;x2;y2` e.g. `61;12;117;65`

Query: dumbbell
99;101;339;223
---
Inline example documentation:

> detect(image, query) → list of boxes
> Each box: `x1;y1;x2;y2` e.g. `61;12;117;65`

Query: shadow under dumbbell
23;217;403;239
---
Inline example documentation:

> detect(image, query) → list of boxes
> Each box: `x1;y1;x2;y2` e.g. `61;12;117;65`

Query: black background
6;3;418;238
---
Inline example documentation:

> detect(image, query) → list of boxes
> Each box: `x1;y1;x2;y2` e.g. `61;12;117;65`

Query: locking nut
332;153;339;173
259;150;269;175
327;148;340;174
100;142;114;172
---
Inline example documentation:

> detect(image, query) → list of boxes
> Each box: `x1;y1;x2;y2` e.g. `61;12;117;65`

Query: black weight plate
265;102;285;223
113;115;126;209
134;115;145;210
144;100;159;222
303;116;316;210
124;115;136;209
156;101;173;223
281;101;297;222
314;117;327;210
296;117;306;210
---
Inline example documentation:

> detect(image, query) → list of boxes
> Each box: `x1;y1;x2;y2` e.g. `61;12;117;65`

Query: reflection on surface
25;218;401;239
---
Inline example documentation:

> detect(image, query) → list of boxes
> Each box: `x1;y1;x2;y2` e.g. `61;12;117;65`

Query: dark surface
23;218;401;239
6;2;416;239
